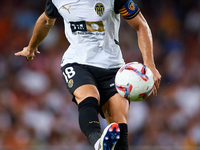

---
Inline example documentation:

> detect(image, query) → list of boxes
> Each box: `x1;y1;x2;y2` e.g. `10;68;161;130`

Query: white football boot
98;123;120;150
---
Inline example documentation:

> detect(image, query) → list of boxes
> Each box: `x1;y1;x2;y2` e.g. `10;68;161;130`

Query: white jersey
45;0;140;68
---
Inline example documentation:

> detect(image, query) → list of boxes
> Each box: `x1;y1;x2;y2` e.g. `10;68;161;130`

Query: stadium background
0;0;200;149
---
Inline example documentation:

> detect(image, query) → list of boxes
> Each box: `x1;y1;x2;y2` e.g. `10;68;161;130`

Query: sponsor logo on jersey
95;3;104;16
86;21;104;32
119;0;138;18
70;21;105;34
70;21;87;32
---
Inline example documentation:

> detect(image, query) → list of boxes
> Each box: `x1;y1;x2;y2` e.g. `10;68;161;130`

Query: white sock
94;138;101;150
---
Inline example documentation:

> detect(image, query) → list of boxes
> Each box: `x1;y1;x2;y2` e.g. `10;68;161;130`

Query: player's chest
57;0;113;21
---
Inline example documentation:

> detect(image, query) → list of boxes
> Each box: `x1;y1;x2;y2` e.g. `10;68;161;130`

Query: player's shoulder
114;0;140;19
45;0;62;18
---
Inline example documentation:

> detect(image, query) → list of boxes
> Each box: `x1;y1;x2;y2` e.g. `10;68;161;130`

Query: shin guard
78;97;101;146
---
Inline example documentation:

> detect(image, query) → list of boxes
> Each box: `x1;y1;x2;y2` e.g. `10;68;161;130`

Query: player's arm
115;0;161;95
126;13;161;95
15;0;61;61
15;13;56;61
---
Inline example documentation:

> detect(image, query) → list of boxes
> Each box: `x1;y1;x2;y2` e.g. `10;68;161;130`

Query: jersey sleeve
45;0;62;18
114;0;140;20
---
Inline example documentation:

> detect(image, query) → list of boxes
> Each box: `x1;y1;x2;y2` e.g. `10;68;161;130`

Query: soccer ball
115;62;154;101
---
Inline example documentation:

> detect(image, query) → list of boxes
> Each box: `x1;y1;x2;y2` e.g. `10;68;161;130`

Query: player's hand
151;68;161;96
15;47;40;61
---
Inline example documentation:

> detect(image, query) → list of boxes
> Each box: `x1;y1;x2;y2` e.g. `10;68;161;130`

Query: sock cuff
78;97;99;111
118;123;128;127
118;123;128;132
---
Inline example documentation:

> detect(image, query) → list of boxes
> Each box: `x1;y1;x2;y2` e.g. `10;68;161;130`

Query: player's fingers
35;50;40;54
152;85;157;96
15;51;23;56
154;80;159;89
155;78;161;89
26;57;33;61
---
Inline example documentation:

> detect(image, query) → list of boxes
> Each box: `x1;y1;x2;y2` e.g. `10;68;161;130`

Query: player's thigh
74;84;100;104
61;63;100;104
102;93;129;124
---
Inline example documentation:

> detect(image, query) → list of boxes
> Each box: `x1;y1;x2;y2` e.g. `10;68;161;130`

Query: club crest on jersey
95;3;104;16
128;1;135;10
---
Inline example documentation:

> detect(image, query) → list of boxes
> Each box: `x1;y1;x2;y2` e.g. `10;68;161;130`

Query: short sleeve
45;0;62;18
114;0;140;20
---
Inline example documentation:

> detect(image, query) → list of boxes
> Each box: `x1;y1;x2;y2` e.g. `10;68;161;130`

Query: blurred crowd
0;0;200;149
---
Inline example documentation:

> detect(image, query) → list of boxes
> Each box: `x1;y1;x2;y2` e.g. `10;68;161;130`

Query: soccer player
15;0;161;149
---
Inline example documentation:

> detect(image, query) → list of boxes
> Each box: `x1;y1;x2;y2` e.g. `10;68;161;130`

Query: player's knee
76;94;100;104
74;85;100;104
75;92;100;104
103;94;129;124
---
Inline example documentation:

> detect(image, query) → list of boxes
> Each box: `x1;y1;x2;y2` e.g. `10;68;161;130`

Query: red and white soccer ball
115;62;154;102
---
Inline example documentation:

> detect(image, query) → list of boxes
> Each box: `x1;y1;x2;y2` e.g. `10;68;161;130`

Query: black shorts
61;63;120;117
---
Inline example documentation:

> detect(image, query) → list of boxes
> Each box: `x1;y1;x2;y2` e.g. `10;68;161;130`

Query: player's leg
62;63;102;147
75;85;122;150
102;93;129;150
86;65;128;149
73;84;102;146
62;63;126;149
